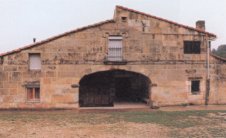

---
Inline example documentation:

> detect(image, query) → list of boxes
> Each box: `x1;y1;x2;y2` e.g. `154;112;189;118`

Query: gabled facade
0;6;225;109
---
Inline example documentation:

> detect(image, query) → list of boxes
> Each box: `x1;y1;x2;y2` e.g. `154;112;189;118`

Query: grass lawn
0;109;226;138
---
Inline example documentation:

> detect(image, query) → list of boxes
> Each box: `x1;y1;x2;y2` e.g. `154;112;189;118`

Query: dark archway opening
79;70;150;107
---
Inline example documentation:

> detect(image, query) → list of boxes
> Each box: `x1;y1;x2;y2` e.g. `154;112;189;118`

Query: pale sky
0;0;225;53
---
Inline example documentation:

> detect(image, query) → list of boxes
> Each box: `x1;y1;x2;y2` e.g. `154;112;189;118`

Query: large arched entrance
79;70;151;107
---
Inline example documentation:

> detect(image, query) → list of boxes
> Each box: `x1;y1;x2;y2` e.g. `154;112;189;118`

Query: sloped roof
211;53;226;62
0;19;114;57
0;5;217;57
116;5;216;37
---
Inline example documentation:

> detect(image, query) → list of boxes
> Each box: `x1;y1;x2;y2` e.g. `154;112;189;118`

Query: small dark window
121;16;127;22
184;41;201;54
191;80;200;94
27;87;40;101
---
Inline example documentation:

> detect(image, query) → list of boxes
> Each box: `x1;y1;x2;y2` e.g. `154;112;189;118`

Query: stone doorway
79;70;151;107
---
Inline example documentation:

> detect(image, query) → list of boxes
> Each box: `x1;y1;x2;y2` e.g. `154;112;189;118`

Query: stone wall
208;58;226;105
0;6;223;109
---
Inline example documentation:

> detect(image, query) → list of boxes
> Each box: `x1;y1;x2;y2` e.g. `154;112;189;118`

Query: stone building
0;6;225;109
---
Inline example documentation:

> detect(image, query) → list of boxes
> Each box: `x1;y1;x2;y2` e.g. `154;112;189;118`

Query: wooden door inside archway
79;70;150;107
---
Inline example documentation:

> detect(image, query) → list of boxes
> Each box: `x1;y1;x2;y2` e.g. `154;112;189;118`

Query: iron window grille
107;36;123;61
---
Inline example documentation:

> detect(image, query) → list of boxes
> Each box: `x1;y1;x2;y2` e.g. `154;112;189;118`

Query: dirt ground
0;105;226;138
0;120;168;138
0;110;168;138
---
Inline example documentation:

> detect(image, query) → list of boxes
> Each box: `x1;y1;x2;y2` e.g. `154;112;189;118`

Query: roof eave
0;19;115;57
116;5;216;38
210;53;226;61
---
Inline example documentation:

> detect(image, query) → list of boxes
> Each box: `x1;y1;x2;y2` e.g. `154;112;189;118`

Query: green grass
112;110;226;128
0;110;225;128
0;110;226;137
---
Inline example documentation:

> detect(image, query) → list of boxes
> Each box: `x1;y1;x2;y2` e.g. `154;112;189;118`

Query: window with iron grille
184;41;201;54
107;36;123;61
191;80;200;94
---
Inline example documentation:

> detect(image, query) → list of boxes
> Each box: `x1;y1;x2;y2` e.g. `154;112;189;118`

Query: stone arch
79;69;151;107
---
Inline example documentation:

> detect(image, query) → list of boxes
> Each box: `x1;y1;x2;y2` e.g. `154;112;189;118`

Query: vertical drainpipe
208;40;211;79
205;36;210;105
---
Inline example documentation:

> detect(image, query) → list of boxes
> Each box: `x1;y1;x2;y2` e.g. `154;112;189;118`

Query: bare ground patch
0;109;226;138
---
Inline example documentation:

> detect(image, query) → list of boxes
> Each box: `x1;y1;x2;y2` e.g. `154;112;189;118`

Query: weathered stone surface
0;6;223;109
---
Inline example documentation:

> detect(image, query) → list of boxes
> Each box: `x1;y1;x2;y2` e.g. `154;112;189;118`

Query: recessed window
121;16;127;22
191;80;200;94
107;36;123;61
29;53;41;70
184;41;201;54
27;87;40;101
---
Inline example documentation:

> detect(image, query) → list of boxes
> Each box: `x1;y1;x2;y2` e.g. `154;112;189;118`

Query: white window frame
107;36;123;61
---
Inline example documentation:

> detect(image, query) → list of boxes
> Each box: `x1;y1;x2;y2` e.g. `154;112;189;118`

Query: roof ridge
116;5;216;37
0;6;217;57
210;53;226;61
0;19;114;57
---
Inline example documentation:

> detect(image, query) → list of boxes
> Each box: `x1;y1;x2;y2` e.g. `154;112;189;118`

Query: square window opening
27;87;40;101
121;16;127;22
184;41;201;54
